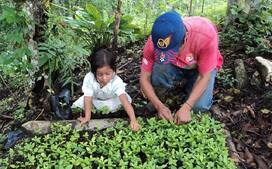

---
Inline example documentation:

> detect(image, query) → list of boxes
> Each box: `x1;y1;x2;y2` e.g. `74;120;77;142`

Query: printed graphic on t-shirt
160;52;166;62
185;54;194;63
154;49;177;64
183;53;197;69
143;58;149;65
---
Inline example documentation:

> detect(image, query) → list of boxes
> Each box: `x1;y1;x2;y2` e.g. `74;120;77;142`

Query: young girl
72;48;140;131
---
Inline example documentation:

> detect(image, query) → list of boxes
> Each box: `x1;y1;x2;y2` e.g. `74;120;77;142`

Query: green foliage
72;106;119;115
0;3;34;89
0;133;7;149
72;107;83;114
11;107;27;121
0;97;29;122
65;2;141;50
0;98;14;115
38;4;89;90
1;115;236;168
221;1;272;56
122;0;227;35
217;68;237;87
0;0;229;93
197;1;227;25
93;106;111;115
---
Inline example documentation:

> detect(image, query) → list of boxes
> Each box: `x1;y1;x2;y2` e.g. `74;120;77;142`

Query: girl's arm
79;96;92;124
119;94;140;131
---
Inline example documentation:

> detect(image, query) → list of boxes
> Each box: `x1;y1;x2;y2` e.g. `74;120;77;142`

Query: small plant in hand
0;115;236;168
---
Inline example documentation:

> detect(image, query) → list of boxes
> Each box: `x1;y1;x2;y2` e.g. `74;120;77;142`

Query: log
22;118;125;135
224;128;241;163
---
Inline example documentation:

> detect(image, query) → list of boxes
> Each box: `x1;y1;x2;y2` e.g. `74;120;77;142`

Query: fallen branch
224;128;242;163
253;154;269;169
34;109;44;121
0;115;14;120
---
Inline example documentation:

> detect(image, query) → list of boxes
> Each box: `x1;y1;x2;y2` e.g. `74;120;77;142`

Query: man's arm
140;70;173;121
175;72;211;124
140;70;162;110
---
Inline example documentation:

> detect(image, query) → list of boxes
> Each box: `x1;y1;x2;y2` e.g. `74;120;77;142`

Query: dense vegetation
0;115;236;168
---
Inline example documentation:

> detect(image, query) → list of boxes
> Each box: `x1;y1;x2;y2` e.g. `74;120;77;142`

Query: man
140;11;223;125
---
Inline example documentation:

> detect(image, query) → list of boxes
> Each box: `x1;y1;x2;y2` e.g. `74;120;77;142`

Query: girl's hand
130;120;140;131
78;116;90;125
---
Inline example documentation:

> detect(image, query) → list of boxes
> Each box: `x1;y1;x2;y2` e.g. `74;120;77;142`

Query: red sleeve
141;36;155;72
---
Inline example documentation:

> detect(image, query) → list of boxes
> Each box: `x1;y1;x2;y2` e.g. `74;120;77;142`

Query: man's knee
193;100;212;113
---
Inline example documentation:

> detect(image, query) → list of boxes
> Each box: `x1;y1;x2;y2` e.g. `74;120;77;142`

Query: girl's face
96;66;114;87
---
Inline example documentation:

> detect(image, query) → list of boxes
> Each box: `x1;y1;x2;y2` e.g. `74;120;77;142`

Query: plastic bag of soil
49;88;72;120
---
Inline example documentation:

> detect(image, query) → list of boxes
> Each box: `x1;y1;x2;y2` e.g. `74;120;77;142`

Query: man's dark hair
90;48;116;77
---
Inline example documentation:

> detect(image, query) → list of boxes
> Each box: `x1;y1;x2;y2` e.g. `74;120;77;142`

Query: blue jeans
151;63;217;112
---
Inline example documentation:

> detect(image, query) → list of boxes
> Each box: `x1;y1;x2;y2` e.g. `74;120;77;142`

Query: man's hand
78;116;90;125
140;70;174;121
157;104;174;121
174;104;192;125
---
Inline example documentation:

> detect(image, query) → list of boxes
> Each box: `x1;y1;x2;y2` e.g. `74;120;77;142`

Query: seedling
1;115;237;168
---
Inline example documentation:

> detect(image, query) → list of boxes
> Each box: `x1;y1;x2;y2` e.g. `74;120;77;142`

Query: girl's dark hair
90;48;116;76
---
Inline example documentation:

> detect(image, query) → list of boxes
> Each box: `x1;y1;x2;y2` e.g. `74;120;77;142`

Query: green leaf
120;15;133;25
0;53;12;65
38;54;49;67
85;3;101;20
65;165;73;169
0;6;17;24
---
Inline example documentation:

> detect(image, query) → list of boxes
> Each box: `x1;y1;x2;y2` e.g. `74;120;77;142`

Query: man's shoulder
184;16;217;39
184;16;213;25
144;36;153;47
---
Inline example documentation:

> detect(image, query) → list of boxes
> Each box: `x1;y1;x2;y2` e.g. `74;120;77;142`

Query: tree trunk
17;0;48;89
226;0;238;16
201;0;205;15
14;0;48;108
226;0;260;26
189;0;193;16
226;0;260;16
144;12;148;36
244;0;260;13
112;0;122;51
225;0;240;27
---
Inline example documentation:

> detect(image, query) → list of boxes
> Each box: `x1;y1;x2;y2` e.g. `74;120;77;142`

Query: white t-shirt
82;72;127;98
72;72;132;112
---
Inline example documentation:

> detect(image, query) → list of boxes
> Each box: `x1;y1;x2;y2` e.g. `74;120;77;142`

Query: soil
0;40;271;169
